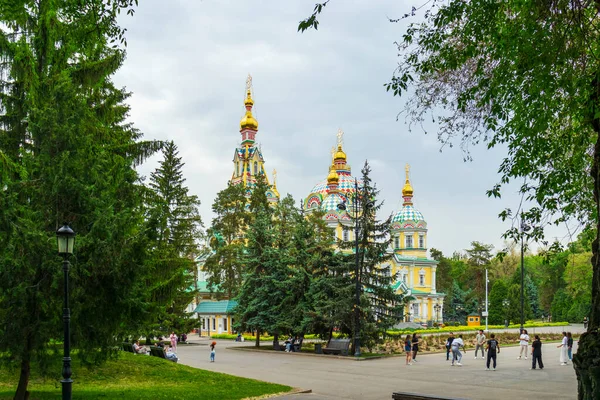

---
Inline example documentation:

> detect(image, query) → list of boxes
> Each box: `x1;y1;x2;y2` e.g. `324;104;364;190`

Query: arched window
394;236;400;249
253;161;258;175
419;270;425;286
419;234;424;248
406;234;413;248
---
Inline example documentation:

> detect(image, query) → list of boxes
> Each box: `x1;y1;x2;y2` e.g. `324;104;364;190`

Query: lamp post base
61;378;72;400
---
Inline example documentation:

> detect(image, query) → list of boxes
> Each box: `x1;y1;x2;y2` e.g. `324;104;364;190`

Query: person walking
530;335;544;370
583;316;588;329
405;335;413;365
517;329;530;360
411;333;420;362
474;329;486;359
486;333;500;371
445;332;455;361
210;341;216;362
170;331;178;353
557;331;569;365
451;334;466;366
567;332;574;361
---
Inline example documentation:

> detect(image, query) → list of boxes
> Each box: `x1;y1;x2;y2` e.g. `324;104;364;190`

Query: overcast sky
113;0;573;256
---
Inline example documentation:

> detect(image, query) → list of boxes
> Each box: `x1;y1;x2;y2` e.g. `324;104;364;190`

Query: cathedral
192;77;444;334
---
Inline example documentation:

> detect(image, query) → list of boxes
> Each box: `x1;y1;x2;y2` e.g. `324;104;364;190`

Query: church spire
240;74;258;145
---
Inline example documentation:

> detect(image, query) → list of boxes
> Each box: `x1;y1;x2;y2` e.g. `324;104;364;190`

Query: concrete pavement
177;333;579;400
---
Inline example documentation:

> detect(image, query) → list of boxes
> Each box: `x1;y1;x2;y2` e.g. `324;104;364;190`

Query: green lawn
0;352;291;400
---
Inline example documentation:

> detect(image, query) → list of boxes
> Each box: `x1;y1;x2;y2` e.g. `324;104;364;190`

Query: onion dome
402;178;413;197
334;144;347;161
327;164;339;184
240;89;258;130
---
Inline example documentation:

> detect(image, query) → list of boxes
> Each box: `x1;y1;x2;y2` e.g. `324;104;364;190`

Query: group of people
284;335;302;352
131;331;180;362
402;328;563;370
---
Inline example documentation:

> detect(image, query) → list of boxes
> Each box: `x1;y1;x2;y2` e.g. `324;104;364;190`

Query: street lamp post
433;304;441;323
56;224;75;400
520;215;531;331
456;304;463;325
502;299;510;328
338;178;373;358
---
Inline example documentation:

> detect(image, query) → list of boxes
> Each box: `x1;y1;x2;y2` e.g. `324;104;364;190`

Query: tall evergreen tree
145;141;203;333
488;280;508;325
341;161;404;352
203;182;250;298
0;1;160;398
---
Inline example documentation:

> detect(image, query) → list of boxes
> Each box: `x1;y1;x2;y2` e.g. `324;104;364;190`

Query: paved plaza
179;326;582;400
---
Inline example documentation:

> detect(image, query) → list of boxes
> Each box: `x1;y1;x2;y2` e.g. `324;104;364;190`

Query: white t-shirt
452;337;464;348
520;334;530;346
562;336;568;346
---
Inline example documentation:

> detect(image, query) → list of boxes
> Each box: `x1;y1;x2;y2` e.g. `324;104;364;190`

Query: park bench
150;346;178;363
122;342;135;353
392;392;467;400
322;338;351;356
279;338;304;352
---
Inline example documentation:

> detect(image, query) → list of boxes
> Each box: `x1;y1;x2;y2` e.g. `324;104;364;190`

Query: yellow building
303;133;445;324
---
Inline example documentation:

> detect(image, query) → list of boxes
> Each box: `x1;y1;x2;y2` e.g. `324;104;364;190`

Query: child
405;335;413;365
210;341;216;362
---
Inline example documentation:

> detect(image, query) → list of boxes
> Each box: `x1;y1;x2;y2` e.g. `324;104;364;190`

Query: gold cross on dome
272;168;277;186
336;128;344;147
330;146;336;161
246;74;253;91
405;163;411;181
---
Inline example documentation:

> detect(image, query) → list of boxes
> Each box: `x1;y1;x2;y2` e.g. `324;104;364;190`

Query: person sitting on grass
133;340;147;354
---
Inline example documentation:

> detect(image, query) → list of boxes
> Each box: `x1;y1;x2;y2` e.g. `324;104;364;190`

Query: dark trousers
446;347;451;360
413;348;418;360
532;353;544;369
486;351;497;368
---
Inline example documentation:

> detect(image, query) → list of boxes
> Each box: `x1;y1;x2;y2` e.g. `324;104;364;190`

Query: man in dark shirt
531;335;544;370
445;332;455;361
486;333;500;370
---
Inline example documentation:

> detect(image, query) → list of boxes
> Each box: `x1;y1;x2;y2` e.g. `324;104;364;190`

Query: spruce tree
488;280;508;325
203;182;250;298
0;2;160;397
341;161;405;352
146;141;203;333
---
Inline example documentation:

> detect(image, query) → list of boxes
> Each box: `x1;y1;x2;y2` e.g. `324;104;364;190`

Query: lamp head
56;224;76;255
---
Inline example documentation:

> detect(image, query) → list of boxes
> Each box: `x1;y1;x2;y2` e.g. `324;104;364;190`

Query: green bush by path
0;352;290;400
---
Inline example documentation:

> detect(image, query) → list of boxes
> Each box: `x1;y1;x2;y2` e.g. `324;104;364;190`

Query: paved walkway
178;331;580;400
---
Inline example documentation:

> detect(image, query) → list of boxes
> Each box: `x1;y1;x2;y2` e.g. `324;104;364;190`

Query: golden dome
240;111;258;130
244;90;254;107
334;145;346;161
327;164;339;184
402;181;413;197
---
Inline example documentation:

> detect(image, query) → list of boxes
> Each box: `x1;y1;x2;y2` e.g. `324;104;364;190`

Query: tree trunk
273;333;280;351
573;76;600;400
255;328;260;348
14;356;30;400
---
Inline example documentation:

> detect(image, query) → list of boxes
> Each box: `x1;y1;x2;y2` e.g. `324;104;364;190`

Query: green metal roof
194;300;238;315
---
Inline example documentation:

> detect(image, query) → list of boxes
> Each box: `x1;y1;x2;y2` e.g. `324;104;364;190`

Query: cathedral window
343;228;349;242
253;161;258;175
394;236;399;249
403;273;407;284
419;271;425;286
406;235;413;248
236;162;240;176
419;235;424;248
412;303;419;316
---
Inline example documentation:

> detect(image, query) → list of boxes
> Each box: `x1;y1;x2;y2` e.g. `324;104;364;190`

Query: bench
280;338;304;352
392;392;467;400
322;338;351;356
150;346;178;363
122;342;135;353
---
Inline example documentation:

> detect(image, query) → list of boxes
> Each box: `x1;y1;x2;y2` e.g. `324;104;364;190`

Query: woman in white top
557;331;569;365
518;329;530;360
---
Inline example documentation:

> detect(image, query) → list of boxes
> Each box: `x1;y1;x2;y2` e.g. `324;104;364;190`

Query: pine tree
203;182;250;298
146;141;203;333
488;280;508;325
341;161;405;352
